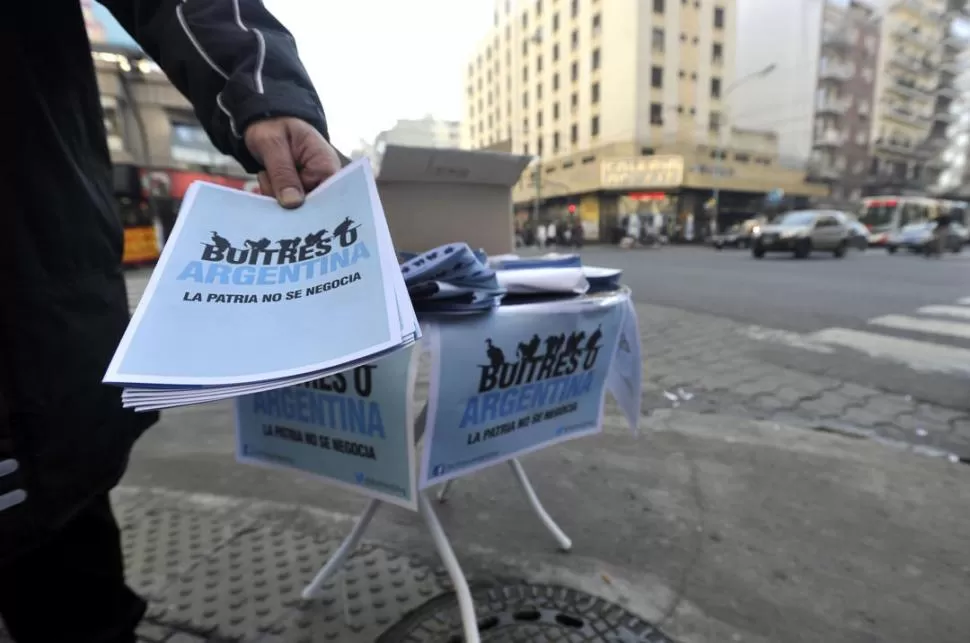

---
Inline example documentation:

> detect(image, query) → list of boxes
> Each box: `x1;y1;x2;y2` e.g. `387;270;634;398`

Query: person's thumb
262;142;304;209
245;122;305;208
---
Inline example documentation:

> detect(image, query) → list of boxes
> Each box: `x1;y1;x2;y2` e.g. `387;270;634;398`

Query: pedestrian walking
536;222;547;247
1;3;343;642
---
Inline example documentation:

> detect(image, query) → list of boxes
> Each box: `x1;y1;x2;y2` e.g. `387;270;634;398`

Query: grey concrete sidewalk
4;407;966;643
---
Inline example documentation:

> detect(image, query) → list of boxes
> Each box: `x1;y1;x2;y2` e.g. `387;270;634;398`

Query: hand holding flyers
104;160;418;411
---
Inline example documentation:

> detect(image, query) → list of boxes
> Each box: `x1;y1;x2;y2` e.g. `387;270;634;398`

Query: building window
553;12;559;31
537;111;543;127
571;92;578;108
650;103;663;124
571;29;579;50
553;73;560;90
523;40;528;54
523;92;529;107
592;13;601;34
652;28;664;52
591;48;601;70
537;138;543;156
553;43;560;60
553;132;560;151
651;66;663;88
553;102;560;119
710;111;721;132
713;43;723;62
536;0;542;14
591;115;600;136
524;142;529;155
523;66;528;81
735;153;750;163
571;124;578;143
522;12;528;27
653;0;665;13
592;82;600;103
571;0;578;18
537;55;543;72
523;117;529;132
537;83;543;99
711;78;721;99
571;61;579;81
714;6;724;29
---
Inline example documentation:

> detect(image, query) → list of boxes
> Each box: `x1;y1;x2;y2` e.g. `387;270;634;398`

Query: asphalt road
573;245;969;332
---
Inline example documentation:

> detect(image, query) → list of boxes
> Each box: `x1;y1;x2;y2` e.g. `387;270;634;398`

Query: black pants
0;493;146;643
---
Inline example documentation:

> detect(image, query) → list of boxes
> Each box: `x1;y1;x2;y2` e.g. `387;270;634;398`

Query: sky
267;0;495;154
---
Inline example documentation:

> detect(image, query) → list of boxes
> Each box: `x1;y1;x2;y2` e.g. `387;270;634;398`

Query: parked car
886;221;967;255
752;210;851;259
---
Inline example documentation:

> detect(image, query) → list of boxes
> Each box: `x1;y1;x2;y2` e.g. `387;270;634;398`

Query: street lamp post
713;63;777;234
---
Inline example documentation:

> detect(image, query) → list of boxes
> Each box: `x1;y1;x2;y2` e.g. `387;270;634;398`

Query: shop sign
600;156;684;189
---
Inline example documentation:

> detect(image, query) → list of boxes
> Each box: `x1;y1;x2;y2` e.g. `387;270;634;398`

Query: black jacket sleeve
100;0;329;173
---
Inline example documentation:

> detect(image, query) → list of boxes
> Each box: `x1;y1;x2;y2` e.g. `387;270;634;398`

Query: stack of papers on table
401;243;506;314
103;160;418;411
488;253;623;298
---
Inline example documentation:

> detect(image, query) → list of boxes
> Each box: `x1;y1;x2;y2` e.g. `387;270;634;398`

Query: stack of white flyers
103;160;419;411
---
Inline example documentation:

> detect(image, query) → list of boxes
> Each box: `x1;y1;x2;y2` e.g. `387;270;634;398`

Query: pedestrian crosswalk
799;297;970;376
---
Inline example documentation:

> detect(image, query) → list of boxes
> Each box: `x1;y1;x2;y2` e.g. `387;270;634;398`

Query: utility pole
713;63;777;234
532;157;541;223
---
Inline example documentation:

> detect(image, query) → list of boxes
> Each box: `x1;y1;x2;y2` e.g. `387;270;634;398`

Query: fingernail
279;187;304;208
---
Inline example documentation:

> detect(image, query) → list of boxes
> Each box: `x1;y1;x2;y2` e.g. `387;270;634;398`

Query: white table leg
508;459;572;552
301;499;382;599
436;479;454;503
419;491;481;643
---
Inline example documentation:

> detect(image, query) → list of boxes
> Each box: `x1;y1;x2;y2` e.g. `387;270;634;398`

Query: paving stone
733;378;782;397
914;404;964;426
136;622;174;642
837;382;880;401
842;407;890;428
798;393;852;418
166;634;206;643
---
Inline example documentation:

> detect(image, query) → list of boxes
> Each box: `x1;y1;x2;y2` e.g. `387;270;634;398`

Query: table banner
605;298;643;434
420;293;628;487
235;344;419;510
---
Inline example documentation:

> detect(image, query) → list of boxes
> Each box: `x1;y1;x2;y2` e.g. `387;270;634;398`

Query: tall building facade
464;0;738;156
735;0;881;203
463;0;826;241
934;7;970;197
866;0;952;195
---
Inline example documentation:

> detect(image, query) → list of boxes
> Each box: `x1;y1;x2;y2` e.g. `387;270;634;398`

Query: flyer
420;293;627;487
235;344;419;510
103;159;418;411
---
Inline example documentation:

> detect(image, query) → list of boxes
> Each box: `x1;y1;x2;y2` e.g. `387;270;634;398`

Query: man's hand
244;117;342;209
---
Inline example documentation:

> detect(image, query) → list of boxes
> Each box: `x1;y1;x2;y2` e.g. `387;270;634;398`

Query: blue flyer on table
235;344;418;510
420;294;627;487
104;160;409;389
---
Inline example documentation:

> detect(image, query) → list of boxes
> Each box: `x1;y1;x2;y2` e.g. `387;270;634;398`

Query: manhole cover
378;583;675;642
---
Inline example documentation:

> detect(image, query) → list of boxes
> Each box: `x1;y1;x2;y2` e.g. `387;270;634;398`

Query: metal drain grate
378;582;676;642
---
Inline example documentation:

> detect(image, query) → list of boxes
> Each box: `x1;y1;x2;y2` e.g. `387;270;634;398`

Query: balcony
933;109;956;122
883;104;932;127
893;25;936;48
813;129;845;148
937;84;960;99
807;160;840;181
821;28;852;50
816;95;851;115
889;50;927;74
887;76;934;99
873;136;922;156
818;63;852;83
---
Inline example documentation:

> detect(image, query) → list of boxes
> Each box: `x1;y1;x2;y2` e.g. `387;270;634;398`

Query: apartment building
464;0;825;241
934;14;970;197
733;0;880;204
867;0;951;194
